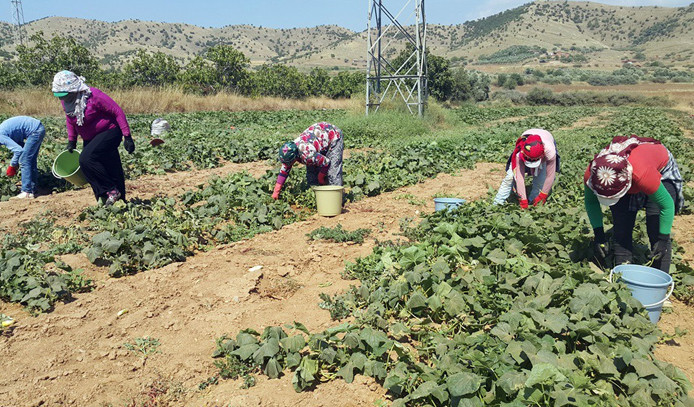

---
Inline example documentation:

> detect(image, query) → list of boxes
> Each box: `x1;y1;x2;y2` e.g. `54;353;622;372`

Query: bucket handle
609;269;675;308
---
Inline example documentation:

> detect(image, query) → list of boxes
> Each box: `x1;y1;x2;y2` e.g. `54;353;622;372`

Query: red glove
317;170;328;185
272;183;282;200
533;192;549;206
6;165;17;177
519;199;529;209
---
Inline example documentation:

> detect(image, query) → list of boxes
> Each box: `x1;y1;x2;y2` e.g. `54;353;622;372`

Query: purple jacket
63;87;131;142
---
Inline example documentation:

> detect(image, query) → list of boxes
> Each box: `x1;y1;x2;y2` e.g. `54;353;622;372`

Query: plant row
0;107;532;311
210;106;694;406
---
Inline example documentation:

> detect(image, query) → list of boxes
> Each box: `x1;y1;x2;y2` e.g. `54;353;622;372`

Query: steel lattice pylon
11;0;27;45
366;0;426;116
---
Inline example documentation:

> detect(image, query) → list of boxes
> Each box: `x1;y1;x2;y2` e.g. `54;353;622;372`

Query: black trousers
80;128;126;201
610;181;677;273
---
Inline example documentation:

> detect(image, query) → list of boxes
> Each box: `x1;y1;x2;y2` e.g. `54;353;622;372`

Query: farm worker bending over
493;129;559;208
584;135;684;273
272;122;344;200
0;116;46;199
52;70;135;206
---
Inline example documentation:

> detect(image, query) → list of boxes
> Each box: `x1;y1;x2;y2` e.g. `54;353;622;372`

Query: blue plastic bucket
434;198;466;211
610;264;674;324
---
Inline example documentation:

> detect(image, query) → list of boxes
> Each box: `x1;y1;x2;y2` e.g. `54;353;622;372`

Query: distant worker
272;122;343;200
584;135;684;273
0;116;45;199
493;129;559;208
52;70;135;206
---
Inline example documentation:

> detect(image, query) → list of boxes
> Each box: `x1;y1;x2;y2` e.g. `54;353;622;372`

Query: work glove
6;165;17;177
317;169;328;185
272;183;282;200
67;139;77;153
651;234;671;261
533;191;549;206
123;136;135;154
519;199;528;209
592;227;609;268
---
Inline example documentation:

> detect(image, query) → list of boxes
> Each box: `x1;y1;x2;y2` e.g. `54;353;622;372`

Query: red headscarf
511;134;545;171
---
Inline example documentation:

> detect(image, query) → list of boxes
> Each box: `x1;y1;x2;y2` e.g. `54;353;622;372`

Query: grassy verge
0;87;358;116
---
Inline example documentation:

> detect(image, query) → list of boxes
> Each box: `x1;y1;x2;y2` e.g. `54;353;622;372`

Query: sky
2;0;693;32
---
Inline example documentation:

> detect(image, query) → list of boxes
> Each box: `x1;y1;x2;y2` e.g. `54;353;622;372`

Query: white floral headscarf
52;70;92;126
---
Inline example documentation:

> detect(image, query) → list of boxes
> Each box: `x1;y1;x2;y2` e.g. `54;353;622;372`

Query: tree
509;73;525;87
467;71;491;102
527;87;556;105
327;71;364;99
426;54;454;101
392;44;454;102
451;68;491;102
0;63;21;90
123;49;180;87
308;68;331;97
16;32;100;86
178;56;217;94
204;44;251;93
251;64;309;98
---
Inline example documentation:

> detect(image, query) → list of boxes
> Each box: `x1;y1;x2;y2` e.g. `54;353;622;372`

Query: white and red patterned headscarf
52;70;92;126
587;135;661;205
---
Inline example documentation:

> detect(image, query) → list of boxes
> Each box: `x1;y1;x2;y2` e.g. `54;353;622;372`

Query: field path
0;163;503;406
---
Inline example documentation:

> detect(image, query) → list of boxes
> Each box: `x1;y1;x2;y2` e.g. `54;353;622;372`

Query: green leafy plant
307;224;372;244
211;104;694;406
123;337;161;359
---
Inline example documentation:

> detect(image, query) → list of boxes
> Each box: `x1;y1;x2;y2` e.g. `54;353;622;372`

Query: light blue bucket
610;264;674;324
434;198;466;211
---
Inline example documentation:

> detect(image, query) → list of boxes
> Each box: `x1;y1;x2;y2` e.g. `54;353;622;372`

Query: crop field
1;104;694;406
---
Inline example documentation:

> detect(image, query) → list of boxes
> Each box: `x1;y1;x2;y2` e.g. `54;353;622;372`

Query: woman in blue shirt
0;116;46;199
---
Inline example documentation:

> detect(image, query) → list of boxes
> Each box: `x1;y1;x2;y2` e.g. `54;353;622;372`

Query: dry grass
0;87;360;116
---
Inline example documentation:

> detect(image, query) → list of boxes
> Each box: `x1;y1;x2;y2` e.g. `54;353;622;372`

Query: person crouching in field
584;135;684;273
493;129;559;208
272;122;344;200
52;70;135;206
0;116;45;199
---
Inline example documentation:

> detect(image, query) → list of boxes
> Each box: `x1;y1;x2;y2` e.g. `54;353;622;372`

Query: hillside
1;0;694;71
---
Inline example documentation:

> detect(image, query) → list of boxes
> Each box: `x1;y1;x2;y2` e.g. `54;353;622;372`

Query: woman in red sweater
584;136;684;273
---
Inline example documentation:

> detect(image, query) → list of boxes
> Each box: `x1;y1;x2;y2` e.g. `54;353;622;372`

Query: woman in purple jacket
51;71;135;205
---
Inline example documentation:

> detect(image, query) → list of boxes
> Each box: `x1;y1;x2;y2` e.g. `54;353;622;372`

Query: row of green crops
0;110;346;200
1;106;691;323
0;106;578;311
0;108;456;200
210;107;694;405
0;106;607;200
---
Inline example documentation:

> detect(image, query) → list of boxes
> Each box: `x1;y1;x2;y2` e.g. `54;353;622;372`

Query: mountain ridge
1;1;693;71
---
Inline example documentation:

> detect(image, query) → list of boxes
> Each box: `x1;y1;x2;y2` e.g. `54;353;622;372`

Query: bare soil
1;160;693;406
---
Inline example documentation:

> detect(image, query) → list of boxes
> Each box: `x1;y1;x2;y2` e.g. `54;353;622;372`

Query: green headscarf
279;141;299;164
